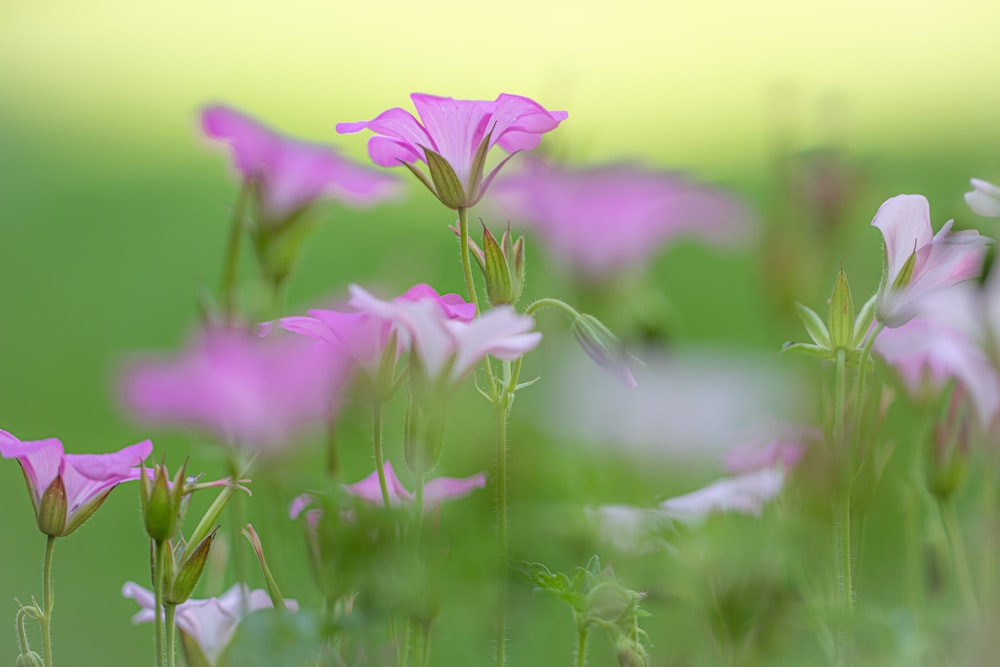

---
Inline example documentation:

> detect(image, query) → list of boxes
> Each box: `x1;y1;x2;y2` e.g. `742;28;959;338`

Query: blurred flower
490;158;753;278
587;504;668;553
121;328;350;451
965;178;1000;218
348;284;541;386
337;93;567;209
872;194;989;328
723;422;813;474
658;469;785;524
345;461;486;510
202;104;401;226
279;283;475;376
0;431;152;537
122;581;297;667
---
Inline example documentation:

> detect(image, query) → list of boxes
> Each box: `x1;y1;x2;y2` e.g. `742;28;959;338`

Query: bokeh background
2;0;1000;664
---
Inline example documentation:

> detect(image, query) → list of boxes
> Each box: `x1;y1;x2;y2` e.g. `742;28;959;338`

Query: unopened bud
615;635;649;667
16;651;44;667
166;529;217;605
142;463;182;542
585;581;635;625
572;314;636;387
828;266;854;350
483;225;516;306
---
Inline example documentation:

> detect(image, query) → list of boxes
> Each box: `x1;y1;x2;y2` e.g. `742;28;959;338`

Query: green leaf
781;342;835;361
793;302;831;348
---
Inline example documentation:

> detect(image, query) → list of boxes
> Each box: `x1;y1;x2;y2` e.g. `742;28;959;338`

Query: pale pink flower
723;422;814;474
279;283;475;376
965;178;1000;218
658;469;785;524
348;284;541;385
123;581;296;666
490;158;754;277
337;93;567;208
872;194;989;327
345;461;486;510
202;104;400;225
0;431;152;537
121;328;350;451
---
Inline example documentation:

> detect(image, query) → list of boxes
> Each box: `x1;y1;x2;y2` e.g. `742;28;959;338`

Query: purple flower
202;104;401;225
337;93;567;209
123;582;296;667
658;469;785;524
965;178;1000;218
121;327;350;451
279;283;475;377
348;284;541;385
0;431;152;536
872;194;989;327
490;158;754;278
345;461;486;511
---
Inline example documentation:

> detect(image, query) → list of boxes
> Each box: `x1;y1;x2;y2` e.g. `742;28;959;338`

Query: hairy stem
373;401;391;508
40;535;56;667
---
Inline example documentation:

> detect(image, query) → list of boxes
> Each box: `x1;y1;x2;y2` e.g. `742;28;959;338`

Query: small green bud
143;465;176;542
483;225;515;306
585;581;635;626
572;314;636;387
16;650;44;667
828;266;854;349
166;529;217;605
615;635;649;667
37;476;68;537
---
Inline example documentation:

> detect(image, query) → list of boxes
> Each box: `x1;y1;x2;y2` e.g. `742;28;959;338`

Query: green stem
373;402;391;508
834;349;846;448
39;535;56;667
852;322;884;443
227;457;248;613
940;500;979;616
457;207;480;314
164;603;177;667
835;495;853;666
220;181;251;322
17;608;31;656
575;626;589;667
495;397;510;667
154;539;166;667
524;297;581;320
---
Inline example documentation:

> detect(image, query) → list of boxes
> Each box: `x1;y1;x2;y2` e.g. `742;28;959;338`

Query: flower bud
16;650;44;667
165;529;217;605
572;314;636;387
615;635;649;667
828;266;854;350
142;463;184;543
483;225;516;306
584;581;636;626
37;476;68;537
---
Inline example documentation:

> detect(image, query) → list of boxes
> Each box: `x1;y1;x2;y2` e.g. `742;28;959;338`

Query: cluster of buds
465;223;526;307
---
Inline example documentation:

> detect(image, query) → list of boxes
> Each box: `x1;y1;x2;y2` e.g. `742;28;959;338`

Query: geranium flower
658;469;785;524
348;284;541;386
872;194;989;328
0;431;152;537
337;93;567;209
121;328;350;452
279;283;475;377
123;582;296;667
346;461;486;510
723;422;814;474
490;158;754;278
202;104;401;226
965;178;1000;218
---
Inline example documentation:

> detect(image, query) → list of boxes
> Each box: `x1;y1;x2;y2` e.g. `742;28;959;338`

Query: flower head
658;469;785;524
202;104;401;225
337;93;567;209
0;431;152;536
123;582;296;666
965;178;1000;218
490;158;754;278
121;327;350;452
872;194;989;327
345;461;486;510
348;284;541;386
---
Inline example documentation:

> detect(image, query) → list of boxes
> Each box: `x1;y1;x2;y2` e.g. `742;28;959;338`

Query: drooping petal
966;178;1000;217
423;472;486;507
0;435;64;507
872;194;935;283
658;469;785;524
344;461;414;505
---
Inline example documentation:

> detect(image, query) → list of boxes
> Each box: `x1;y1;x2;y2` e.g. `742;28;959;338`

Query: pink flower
872;194;989;327
121;328;350;451
0;431;152;536
965;178;1000;218
347;285;541;385
279;283;475;376
490;158;754;278
346;461;486;510
123;582;296;666
337;93;567;209
658;469;785;524
723;422;814;474
202;104;401;225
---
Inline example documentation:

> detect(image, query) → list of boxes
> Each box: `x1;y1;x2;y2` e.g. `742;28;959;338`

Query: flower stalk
40;535;56;667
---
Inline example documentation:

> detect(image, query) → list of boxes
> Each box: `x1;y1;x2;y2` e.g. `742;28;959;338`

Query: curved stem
373;402;391;508
17;608;31;656
40;535;56;667
941;500;979;617
524;297;580;320
164;603;177;667
457;208;480;314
